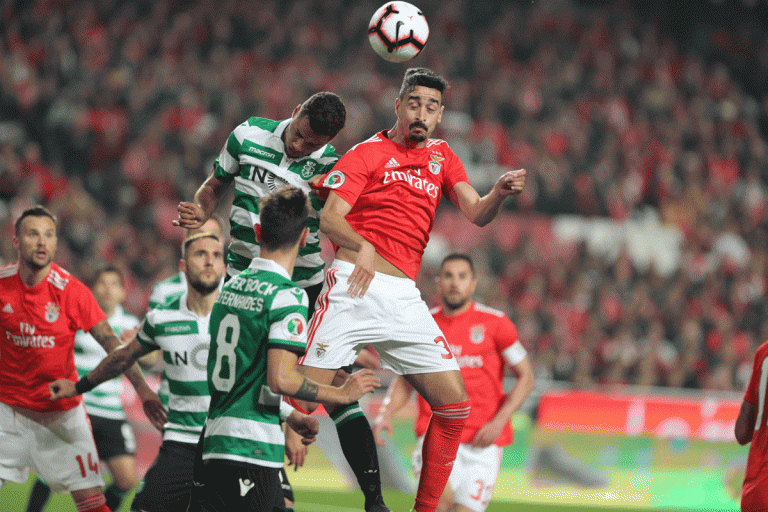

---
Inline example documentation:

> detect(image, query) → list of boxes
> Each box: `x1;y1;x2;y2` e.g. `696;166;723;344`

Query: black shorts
131;440;197;512
305;282;323;319
187;460;284;512
88;414;136;460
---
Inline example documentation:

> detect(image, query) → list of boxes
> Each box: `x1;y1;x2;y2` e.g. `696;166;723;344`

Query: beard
443;295;469;310
408;122;428;142
23;253;52;271
188;274;220;296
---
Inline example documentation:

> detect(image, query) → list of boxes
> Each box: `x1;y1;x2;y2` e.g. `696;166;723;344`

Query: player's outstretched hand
139;389;168;431
372;411;393;447
285;424;311;470
173;202;206;229
341;368;381;404
287;411;320;448
494;168;527;197
49;379;77;400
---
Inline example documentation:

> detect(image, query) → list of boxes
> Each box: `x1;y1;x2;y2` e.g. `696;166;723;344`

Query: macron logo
239;478;255;497
384;158;399;169
2;303;12;313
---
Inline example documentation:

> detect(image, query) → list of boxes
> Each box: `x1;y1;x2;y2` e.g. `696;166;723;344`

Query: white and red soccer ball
368;2;429;63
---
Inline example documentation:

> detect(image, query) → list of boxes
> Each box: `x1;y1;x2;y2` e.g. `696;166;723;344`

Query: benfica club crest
45;302;60;323
315;341;329;358
469;325;485;344
428;154;444;175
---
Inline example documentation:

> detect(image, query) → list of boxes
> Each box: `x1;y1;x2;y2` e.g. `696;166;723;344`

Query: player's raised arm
449;169;527;227
174;170;228;229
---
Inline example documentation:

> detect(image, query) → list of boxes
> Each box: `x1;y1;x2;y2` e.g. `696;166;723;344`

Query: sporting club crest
45;302;60;323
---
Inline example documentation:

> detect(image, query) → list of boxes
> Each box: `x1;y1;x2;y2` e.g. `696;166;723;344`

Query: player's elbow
267;372;288;396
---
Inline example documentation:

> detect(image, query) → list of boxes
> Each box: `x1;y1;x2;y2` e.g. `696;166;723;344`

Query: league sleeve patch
323;170;345;189
278;312;307;342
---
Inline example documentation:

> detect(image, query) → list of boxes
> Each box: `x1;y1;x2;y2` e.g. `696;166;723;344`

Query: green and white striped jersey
136;293;212;444
203;258;308;468
213;117;338;287
147;272;186;310
75;305;141;420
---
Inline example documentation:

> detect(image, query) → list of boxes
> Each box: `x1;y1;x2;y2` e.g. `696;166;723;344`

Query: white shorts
0;401;104;493
412;436;503;512
300;260;460;375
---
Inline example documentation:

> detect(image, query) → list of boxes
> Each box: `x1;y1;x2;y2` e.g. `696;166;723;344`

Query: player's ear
179;259;185;273
292;104;301;118
299;227;309;248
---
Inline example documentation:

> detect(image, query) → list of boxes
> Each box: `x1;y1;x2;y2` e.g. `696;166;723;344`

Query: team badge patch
470;325;485;344
45;302;60;323
301;160;317;179
428;154;444;175
323;170;345;189
280;312;306;342
315;341;329;358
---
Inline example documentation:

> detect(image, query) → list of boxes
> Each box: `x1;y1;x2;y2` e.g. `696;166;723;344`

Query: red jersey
326;131;469;280
0;262;106;412
741;340;768;510
415;302;524;446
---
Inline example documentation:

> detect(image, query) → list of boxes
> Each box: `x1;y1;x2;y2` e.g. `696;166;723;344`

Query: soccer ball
368;2;429;63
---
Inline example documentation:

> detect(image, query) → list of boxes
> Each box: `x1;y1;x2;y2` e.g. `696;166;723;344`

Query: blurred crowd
1;0;767;392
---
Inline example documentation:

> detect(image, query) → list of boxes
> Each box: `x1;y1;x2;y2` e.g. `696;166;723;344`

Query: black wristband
74;375;96;395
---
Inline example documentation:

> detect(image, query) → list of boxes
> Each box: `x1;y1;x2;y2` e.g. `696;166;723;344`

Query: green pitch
0;476;647;512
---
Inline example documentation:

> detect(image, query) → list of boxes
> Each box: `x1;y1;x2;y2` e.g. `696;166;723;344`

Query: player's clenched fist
49;379;77;400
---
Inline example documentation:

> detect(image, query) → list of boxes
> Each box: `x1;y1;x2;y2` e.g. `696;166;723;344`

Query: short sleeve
494;314;520;354
135;315;160;351
67;279;106;333
267;287;309;355
323;149;372;208
441;145;470;199
212;127;244;184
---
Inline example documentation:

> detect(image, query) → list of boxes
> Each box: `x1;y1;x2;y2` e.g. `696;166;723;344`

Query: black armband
74;375;96;395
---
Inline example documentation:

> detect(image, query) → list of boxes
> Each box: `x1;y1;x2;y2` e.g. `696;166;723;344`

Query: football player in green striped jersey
189;186;379;512
50;233;225;512
174;92;346;510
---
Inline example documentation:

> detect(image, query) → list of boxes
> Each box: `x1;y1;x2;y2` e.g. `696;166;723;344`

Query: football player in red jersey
0;206;165;512
373;254;534;512
735;339;768;510
293;68;527;512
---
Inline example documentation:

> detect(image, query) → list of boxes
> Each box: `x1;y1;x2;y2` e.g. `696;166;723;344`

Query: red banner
537;390;741;441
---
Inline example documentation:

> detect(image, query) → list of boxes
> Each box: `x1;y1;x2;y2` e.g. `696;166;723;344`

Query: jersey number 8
212;314;240;392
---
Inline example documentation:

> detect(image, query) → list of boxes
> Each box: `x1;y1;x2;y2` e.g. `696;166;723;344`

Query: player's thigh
194;460;284;512
0;402;32;485
404;369;467;407
132;440;196;512
448;444;502;512
30;404;104;493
